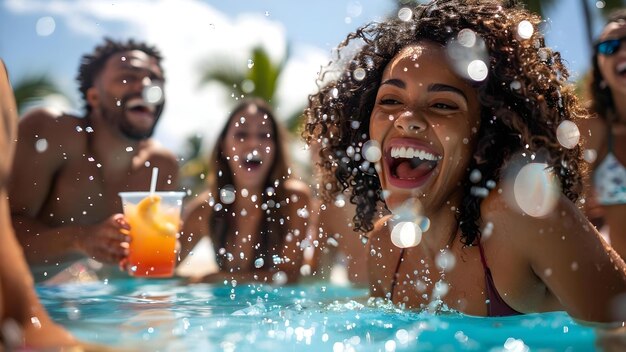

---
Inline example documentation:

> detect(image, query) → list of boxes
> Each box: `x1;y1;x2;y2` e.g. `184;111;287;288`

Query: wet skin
0;59;77;349
367;42;626;321
8;50;179;279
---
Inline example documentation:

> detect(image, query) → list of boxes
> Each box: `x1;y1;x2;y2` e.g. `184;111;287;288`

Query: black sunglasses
596;35;626;56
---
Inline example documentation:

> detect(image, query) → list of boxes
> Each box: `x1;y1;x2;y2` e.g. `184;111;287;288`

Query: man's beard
99;96;164;141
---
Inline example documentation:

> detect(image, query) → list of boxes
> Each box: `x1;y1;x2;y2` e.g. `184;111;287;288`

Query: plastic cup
119;191;186;278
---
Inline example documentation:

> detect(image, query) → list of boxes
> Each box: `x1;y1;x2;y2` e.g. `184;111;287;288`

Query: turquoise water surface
38;278;596;351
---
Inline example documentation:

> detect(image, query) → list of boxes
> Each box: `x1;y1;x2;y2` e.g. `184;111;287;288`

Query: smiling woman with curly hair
303;0;626;322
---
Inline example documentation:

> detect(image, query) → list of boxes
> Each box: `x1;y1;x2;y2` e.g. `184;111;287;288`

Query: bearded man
9;38;179;280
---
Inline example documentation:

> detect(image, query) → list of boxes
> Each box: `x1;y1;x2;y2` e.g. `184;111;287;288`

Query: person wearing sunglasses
580;9;626;260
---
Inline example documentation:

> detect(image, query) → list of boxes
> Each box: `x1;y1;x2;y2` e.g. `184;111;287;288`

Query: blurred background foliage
12;0;626;194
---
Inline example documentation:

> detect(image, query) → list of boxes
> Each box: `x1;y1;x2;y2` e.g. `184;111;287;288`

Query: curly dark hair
303;0;586;245
77;37;163;113
587;8;626;121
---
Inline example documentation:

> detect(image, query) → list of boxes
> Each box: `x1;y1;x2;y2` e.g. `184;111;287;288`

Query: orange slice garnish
136;195;177;236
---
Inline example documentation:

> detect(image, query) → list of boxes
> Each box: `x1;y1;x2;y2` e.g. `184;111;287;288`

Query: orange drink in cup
119;191;185;277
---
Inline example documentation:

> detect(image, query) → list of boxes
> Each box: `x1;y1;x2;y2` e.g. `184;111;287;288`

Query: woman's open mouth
242;152;263;171
386;145;439;188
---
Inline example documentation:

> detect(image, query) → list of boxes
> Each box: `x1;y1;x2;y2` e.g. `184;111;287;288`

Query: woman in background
580;9;626;260
179;98;310;284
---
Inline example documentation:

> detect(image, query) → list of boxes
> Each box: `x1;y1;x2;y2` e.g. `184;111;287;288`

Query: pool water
38;278;596;351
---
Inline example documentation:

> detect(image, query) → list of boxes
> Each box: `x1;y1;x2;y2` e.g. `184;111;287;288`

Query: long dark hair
207;98;294;267
303;0;585;245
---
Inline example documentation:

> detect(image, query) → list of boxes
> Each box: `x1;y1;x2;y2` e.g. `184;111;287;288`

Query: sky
0;0;610;157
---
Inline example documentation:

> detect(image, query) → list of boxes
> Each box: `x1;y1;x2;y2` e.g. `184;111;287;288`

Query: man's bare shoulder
18;108;88;150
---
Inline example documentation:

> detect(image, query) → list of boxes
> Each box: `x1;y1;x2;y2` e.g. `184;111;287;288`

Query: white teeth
617;62;626;74
390;146;438;161
126;98;156;113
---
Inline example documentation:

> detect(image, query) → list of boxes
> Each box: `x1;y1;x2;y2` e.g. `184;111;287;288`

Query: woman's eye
234;132;247;139
379;98;401;105
431;103;457;110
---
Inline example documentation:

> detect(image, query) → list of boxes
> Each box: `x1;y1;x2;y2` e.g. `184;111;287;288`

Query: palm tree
12;75;64;115
180;45;306;193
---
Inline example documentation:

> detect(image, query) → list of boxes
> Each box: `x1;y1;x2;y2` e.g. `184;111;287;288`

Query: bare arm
528;196;626;322
178;192;212;263
485;189;626;322
9;111;129;268
274;180;311;283
0;59;76;349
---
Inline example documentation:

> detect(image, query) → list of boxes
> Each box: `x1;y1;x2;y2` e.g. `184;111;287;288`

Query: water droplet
390;221;422;248
556;120;580;149
469;169;482;183
143;85;163;105
353;67;366;81
220;185;236;204
296;207;310;218
435;251;456;272
247;59;254;69
418;216;430;232
433;280;450;298
300;264;311;276
510;80;522;91
35;138;48;153
467;60;488;81
596;1;606;9
272;271;288;285
36;16;56;36
517;20;534;40
457;29;477;47
362;140;382;162
398;7;412;21
583;149;597;163
334;195;346;208
513;163;560;217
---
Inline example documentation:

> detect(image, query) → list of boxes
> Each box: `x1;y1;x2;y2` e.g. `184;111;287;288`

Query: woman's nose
393;111;427;134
